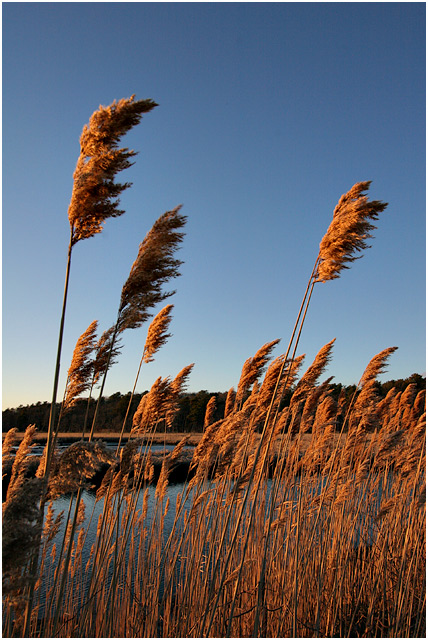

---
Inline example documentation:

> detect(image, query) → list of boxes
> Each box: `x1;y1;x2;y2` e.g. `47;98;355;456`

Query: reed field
2;96;425;638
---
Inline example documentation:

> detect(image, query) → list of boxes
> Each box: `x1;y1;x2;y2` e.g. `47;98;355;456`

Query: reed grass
5;349;422;638
2;123;425;640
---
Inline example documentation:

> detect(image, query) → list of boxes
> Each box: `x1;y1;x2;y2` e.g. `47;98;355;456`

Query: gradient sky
3;2;426;410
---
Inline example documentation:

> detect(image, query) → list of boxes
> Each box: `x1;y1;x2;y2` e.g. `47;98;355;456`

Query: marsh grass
3;361;425;637
2;113;425;640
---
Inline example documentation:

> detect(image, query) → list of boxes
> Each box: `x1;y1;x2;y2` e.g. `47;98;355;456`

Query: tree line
2;373;425;435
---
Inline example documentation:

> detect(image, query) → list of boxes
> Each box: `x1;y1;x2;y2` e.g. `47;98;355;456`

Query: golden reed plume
118;207;187;332
63;320;98;413
204;396;217;429
92;326;122;387
68;96;157;244
143;304;174;363
235;339;280;409
316;181;388;282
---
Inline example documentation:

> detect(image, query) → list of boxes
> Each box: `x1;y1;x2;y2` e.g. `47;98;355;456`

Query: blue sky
3;2;426;410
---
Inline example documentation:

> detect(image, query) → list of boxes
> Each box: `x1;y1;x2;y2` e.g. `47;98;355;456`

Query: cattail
316;181;388;282
224;388;236;418
118;207;187;333
204;396;217;429
62;320;98;412
143;304;174;363
68;96;157;245
235;339;280;409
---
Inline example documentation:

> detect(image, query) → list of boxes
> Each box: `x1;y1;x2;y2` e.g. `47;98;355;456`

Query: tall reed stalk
22;96;157;636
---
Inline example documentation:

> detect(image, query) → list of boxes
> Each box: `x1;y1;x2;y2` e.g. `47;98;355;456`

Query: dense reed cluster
2;97;425;638
2;346;425;637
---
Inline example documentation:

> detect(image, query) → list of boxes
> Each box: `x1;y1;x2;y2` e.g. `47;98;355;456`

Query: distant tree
2;375;425;435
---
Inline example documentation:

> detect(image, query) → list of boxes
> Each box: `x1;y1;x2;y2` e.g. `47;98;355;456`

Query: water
13;441;193;457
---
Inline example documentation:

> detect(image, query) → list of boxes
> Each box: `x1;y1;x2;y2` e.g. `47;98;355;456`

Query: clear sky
2;2;426;410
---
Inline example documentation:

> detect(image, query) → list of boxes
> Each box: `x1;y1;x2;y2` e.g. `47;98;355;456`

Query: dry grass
2;150;424;639
3;361;424;638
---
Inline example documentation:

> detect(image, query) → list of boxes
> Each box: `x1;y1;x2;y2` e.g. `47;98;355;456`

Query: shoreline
2;430;204;446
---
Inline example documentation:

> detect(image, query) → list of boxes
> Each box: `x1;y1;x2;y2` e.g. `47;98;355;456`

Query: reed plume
2;427;17;467
251;183;388;490
143;304;174;363
2;478;43;603
68;96;157;245
82;326;123;437
312;395;337;433
224;387;236;418
165;363;194;427
235;339;280;409
299;377;334;433
349;379;380;431
62;320;98;413
88;209;186;440
115;305;174;450
3;426;43;605
316;181;388;282
291;338;336;404
132;393;148;432
46;441;114;500
131;364;194;433
92;326;122;387
359;346;398;387
118;207;186;333
6;425;38;500
259;354;305;415
131;376;172;433
204;395;217;429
